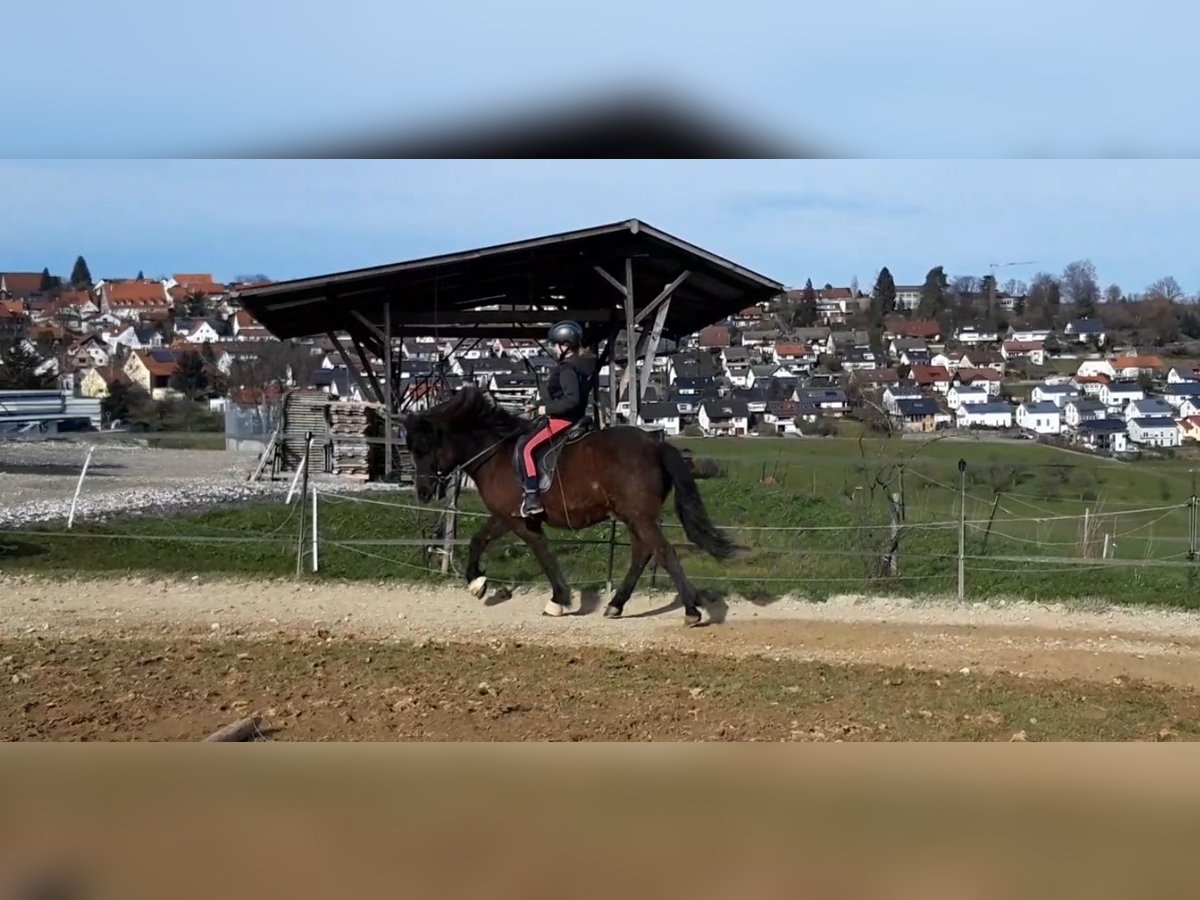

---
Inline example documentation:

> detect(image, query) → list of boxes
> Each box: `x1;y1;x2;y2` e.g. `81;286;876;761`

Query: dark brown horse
403;386;734;626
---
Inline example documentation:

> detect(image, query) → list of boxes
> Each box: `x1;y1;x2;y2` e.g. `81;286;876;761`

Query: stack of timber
279;390;329;477
328;400;383;481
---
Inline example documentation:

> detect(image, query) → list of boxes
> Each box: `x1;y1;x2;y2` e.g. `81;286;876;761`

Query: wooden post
296;432;313;578
441;472;461;576
383;305;393;478
67;444;95;529
957;459;967;601
311;484;319;573
624;258;639;426
980;493;1001;554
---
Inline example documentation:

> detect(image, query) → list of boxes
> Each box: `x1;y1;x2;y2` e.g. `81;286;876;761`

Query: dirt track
5;574;1200;740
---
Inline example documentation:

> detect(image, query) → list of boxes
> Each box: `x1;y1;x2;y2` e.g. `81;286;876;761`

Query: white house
893;285;922;311
1063;318;1107;345
947;384;989;410
1101;381;1144;409
1016;401;1063;435
883;385;924;414
1125;397;1175;421
1076;419;1129;453
954;368;1002;396
1163;383;1200;410
955;325;1000;345
1031;383;1081;409
745;364;788;389
1008;327;1052;343
957;401;1014;429
1167;367;1199;384
1076;359;1116;380
1179;398;1200;419
177;319;222;344
1128;418;1181;448
698;399;750;436
1065;399;1107;429
1001;340;1046;366
637;402;682;436
760;401;808;435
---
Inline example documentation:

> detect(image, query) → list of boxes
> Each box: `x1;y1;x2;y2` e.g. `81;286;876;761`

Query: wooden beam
639;296;671;402
349;333;385;402
633;270;690;326
593;265;627;297
385;308;616;327
326;331;378;403
350;310;387;344
383;304;394;477
624;257;638;426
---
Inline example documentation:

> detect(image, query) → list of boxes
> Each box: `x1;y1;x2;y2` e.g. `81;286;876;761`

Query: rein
433;426;525;486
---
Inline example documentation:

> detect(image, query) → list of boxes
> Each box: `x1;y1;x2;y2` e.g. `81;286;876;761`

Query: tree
802;278;816;303
101;381;151;426
1026;272;1062;327
0;342;52;389
1146;276;1184;304
850;275;860;296
870;267;896;325
184;291;208;318
136;270;144;280
39;268;57;291
170;350;212;401
70;255;92;288
1002;278;1028;297
1104;283;1124;305
1061;260;1100;317
917;266;949;318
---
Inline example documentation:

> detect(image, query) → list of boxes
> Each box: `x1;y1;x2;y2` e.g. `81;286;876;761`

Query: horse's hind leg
603;534;652;619
464;514;507;598
643;520;705;627
508;519;574;617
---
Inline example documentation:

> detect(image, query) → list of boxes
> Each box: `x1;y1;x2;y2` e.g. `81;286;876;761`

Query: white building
1128;418;1181;448
1124;397;1175;421
1077;359;1116;380
1064;399;1107;429
1031;383;1081;409
957;401;1014;429
1100;381;1144;409
1016;401;1063;435
637;402;682;436
946;384;989;410
698;400;750;436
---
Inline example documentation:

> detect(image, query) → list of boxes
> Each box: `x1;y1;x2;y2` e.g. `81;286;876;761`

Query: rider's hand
537;405;546;415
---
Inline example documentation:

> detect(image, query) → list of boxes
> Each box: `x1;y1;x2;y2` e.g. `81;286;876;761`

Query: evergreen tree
870;266;896;325
137;270;145;280
917;266;949;317
0;342;52;389
39;268;54;291
170;350;211;401
70;255;92;287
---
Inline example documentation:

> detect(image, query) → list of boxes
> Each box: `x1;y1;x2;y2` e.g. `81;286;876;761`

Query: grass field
6;436;1200;608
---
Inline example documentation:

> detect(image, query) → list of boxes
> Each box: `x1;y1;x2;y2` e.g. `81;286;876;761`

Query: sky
3;0;1200;157
2;160;1199;296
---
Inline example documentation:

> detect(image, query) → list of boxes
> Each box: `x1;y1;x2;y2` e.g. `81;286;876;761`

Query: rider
517;320;597;517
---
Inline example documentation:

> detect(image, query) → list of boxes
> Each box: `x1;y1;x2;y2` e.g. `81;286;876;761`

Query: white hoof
543;599;566;617
468;576;488;599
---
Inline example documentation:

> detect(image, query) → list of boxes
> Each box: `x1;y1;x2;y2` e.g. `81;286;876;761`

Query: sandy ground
6;573;1200;689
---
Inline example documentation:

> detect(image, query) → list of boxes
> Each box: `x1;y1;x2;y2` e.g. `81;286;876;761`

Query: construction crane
986;260;1036;309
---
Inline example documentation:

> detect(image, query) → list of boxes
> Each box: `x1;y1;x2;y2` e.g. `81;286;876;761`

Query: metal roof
231;219;783;347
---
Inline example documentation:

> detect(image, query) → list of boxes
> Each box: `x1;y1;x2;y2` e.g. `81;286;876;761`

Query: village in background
2;256;1200;460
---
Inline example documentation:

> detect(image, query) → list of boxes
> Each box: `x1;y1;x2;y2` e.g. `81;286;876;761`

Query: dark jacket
541;352;597;421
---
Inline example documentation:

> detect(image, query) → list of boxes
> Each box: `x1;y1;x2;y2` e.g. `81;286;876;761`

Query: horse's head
403;411;452;502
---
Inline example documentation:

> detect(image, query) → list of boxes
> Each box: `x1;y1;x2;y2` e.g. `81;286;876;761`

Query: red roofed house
952;367;1002;396
1181;416;1200;443
0;272;46;299
99;279;171;319
884;317;942;341
1112;355;1165;378
910;365;952;394
697;325;731;349
1001;340;1046;366
232;308;274;341
124;348;179;399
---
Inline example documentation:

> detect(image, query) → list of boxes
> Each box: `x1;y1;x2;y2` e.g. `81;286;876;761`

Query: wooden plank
624;258;638;425
326;331;377;402
593;265;627;297
639;296;671;401
633;270;690;326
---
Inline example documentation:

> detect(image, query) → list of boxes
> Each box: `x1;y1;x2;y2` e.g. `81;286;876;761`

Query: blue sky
3;0;1199;157
2;160;1198;295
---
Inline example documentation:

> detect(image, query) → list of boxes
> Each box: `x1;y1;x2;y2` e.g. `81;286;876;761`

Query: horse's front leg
465;514;509;598
508;519;574;617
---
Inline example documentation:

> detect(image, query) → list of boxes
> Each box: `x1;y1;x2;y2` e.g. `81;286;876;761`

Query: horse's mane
424;386;535;440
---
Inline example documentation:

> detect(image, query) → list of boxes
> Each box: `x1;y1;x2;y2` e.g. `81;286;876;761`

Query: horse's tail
658;442;736;560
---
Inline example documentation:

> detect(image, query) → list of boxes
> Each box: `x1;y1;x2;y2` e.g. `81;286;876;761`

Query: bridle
428;425;527;491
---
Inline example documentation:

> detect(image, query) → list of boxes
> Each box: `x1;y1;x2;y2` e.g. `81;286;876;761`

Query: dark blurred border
230;91;822;159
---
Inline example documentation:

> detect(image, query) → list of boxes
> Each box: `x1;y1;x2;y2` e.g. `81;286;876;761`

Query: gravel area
7;573;1200;688
0;439;398;528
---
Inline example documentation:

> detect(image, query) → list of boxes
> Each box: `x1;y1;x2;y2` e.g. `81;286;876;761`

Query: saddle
513;415;595;493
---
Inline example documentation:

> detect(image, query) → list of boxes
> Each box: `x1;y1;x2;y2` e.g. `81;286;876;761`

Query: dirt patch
4;635;1199;742
5;574;1200;741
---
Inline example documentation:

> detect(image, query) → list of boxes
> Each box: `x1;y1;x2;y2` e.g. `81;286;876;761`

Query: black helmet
548;320;583;348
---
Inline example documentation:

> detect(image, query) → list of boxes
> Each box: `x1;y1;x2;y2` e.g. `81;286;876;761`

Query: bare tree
1146;276;1184;304
1061;260;1101;316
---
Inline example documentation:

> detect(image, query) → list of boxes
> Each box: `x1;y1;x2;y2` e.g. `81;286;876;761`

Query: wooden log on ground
202;716;263;742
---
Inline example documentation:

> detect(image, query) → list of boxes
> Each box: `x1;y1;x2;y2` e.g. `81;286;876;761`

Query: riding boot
519;474;544;517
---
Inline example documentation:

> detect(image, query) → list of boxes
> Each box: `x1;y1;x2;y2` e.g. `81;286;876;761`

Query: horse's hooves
467;576;488;599
684;611;703;627
603;604;622;619
543;599;568;618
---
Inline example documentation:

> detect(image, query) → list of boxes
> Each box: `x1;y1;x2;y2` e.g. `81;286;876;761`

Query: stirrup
519;492;544;517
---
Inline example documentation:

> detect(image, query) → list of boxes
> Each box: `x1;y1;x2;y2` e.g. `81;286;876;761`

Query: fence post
957;458;966;601
67;444;95;530
311;485;319;574
295;432;313;578
605;521;618;594
440;472;461;576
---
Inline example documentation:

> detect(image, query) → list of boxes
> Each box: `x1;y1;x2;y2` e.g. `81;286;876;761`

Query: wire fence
6;445;1200;608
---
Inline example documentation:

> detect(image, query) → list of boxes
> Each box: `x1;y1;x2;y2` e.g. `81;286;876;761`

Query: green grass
144;432;225;451
6;436;1200;608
